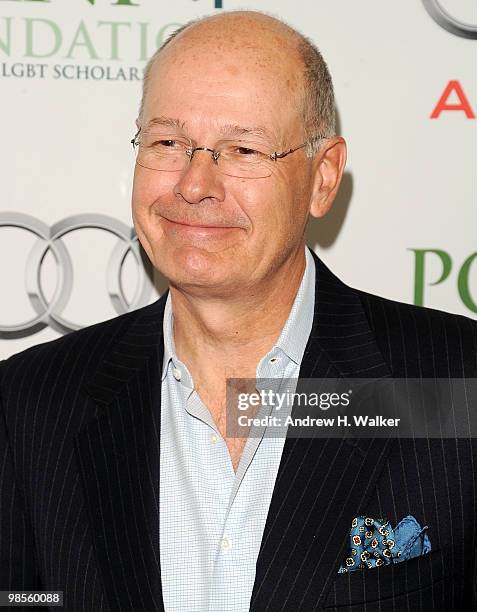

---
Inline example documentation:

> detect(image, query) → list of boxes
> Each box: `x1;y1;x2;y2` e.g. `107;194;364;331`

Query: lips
162;217;234;229
160;216;238;240
171;220;229;228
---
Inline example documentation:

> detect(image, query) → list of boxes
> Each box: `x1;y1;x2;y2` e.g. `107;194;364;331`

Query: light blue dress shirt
159;246;316;612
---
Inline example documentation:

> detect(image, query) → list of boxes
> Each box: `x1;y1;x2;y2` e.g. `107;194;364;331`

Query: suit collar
84;291;168;406
79;250;393;611
302;246;392;380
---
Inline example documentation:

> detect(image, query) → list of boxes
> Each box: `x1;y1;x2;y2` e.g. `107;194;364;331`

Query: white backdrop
1;0;477;359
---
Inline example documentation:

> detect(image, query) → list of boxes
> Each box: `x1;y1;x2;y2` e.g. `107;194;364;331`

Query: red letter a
430;80;475;119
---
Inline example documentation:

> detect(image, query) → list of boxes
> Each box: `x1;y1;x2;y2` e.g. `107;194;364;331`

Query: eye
143;135;187;150
235;146;260;156
151;139;179;148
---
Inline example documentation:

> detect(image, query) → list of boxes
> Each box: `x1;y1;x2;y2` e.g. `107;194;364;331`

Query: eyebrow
145;117;273;141
218;123;272;140
145;116;186;131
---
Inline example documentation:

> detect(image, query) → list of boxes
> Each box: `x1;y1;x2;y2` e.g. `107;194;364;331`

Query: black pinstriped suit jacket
1;248;477;611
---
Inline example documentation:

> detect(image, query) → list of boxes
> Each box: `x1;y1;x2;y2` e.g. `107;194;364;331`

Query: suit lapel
250;249;395;611
75;293;168;612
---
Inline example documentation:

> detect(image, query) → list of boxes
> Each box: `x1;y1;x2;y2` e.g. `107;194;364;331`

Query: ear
309;137;347;218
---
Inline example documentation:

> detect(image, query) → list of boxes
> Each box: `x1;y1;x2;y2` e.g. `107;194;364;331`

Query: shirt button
210;434;218;444
221;536;232;552
270;357;279;364
172;368;181;381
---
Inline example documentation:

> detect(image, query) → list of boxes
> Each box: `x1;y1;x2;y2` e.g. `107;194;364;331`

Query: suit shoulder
0;300;161;388
356;289;477;376
358;289;477;334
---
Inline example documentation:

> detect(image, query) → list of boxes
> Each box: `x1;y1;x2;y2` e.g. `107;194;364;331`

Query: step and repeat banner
1;0;476;359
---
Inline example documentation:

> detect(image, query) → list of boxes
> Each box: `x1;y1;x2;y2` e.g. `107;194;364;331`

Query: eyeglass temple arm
271;142;309;161
131;128;141;148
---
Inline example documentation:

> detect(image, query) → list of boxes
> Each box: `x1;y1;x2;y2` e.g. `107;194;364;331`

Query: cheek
244;181;296;241
233;180;285;227
132;169;175;217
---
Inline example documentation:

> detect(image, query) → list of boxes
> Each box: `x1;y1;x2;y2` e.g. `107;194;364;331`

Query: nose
173;148;225;205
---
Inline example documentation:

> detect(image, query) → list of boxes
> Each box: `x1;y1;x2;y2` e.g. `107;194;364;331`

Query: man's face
132;33;316;295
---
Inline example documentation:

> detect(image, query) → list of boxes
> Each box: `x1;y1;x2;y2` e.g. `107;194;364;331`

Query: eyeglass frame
130;127;326;170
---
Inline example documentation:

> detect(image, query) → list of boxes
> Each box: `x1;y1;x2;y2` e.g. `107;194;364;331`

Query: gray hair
138;12;336;158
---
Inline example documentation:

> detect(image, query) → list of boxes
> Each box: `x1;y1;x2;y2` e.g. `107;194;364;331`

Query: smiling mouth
162;217;236;230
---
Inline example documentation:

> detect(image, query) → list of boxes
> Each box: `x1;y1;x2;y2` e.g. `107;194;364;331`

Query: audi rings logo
0;213;155;339
422;0;477;39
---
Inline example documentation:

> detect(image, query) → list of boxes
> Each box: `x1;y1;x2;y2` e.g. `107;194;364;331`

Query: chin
155;246;234;290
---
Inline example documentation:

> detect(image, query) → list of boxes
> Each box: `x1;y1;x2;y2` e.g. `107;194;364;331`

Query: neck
170;246;307;378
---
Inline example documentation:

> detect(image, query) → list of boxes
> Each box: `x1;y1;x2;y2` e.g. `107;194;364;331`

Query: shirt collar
161;245;316;380
161;294;177;382
265;245;315;366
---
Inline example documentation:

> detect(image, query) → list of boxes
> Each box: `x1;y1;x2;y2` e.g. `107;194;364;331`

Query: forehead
142;37;305;142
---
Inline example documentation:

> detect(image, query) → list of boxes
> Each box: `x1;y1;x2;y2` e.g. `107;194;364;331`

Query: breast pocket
323;548;447;609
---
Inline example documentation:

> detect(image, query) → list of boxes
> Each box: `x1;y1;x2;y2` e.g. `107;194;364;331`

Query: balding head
138;11;336;155
132;9;346;299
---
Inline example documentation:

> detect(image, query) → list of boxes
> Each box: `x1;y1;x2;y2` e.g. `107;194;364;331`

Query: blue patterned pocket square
338;515;431;573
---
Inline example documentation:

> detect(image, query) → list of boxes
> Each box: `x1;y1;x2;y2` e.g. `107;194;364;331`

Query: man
1;9;477;612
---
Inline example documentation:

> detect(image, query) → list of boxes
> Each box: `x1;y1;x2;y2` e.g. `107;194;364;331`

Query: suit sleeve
0;361;42;590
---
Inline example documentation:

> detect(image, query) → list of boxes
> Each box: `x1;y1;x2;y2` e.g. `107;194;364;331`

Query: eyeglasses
130;128;325;179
